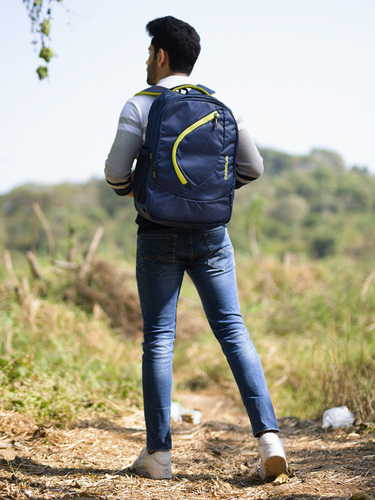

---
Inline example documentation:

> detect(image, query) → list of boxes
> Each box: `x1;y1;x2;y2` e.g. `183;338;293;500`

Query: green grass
174;254;375;423
0;296;142;426
1;252;374;428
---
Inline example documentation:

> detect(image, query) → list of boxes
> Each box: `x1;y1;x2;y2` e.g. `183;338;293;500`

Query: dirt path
1;393;374;499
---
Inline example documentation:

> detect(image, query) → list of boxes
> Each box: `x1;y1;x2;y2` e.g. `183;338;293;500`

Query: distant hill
1;148;374;261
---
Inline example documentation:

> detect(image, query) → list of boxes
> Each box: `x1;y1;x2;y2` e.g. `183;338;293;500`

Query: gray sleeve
104;130;142;195
235;126;264;188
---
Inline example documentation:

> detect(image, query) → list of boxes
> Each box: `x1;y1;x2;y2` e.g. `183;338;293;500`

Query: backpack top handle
135;84;215;98
171;85;213;96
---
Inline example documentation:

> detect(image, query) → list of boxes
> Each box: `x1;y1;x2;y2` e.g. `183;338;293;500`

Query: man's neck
156;74;190;86
156;71;189;83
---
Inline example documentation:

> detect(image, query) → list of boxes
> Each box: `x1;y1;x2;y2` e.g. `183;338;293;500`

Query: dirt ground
1;392;374;500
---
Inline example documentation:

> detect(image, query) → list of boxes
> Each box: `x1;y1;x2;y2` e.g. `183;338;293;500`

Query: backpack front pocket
171;110;221;185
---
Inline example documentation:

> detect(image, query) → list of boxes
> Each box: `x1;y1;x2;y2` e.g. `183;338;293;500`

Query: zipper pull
214;112;218;129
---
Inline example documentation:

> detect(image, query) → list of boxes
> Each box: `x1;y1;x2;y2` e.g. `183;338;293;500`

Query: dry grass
0;393;374;499
1;252;375;499
1;252;374;425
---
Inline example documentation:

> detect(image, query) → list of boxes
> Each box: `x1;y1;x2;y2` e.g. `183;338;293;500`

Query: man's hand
128;170;135;197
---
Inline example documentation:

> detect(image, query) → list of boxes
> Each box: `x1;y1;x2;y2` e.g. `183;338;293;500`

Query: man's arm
105;101;143;196
235;124;264;189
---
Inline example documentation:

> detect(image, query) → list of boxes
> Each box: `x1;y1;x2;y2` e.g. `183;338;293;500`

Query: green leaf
39;46;55;62
41;19;51;36
36;66;49;80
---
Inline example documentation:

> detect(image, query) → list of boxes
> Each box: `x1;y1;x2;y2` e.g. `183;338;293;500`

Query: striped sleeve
105;101;143;195
222;99;264;188
235;126;264;188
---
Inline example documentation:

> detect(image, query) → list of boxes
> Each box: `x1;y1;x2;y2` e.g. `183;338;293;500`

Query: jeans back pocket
137;233;178;277
204;227;235;272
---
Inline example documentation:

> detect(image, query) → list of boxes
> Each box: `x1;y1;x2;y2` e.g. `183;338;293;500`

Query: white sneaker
257;432;288;480
129;447;172;480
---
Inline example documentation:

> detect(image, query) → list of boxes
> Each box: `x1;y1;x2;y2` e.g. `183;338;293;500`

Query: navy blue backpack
132;84;239;228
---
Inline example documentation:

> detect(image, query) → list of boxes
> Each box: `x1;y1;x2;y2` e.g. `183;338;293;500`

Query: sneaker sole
262;455;288;479
132;466;172;480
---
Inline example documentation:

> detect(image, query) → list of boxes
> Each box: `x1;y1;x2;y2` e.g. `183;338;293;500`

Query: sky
1;0;375;195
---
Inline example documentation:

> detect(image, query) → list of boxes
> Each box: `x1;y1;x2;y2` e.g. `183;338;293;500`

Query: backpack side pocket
133;146;152;215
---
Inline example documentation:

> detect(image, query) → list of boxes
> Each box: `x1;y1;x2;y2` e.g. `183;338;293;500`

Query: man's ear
157;48;169;68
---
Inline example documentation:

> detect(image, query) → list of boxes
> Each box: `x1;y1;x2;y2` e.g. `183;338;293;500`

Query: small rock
0;449;17;460
350;493;374;500
273;473;289;484
0;440;12;449
364;439;374;450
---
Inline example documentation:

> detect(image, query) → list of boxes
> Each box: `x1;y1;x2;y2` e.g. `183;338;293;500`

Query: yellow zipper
172;111;220;185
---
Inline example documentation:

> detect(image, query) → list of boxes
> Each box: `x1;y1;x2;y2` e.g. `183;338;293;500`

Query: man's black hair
146;16;201;75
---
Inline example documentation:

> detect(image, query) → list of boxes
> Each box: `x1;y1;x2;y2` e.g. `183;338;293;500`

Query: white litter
322;405;355;430
170;401;201;425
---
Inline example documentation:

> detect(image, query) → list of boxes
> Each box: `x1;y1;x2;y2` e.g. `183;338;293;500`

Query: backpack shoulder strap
135;84;216;97
134;85;166;97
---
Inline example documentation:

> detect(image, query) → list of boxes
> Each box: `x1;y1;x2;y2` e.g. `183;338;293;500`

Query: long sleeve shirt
105;75;264;199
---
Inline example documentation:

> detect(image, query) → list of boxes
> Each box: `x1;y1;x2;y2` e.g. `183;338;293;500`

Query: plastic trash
170;401;201;425
322;405;355;430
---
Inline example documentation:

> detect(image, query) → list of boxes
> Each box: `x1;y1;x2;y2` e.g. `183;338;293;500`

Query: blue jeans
136;224;279;450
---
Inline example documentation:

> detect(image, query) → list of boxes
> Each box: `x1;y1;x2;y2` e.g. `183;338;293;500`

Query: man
105;15;287;481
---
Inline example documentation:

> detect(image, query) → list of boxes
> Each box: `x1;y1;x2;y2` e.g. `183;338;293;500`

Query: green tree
270;194;310;225
307;148;345;173
23;0;63;79
260;148;295;177
336;171;374;212
310;231;337;258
